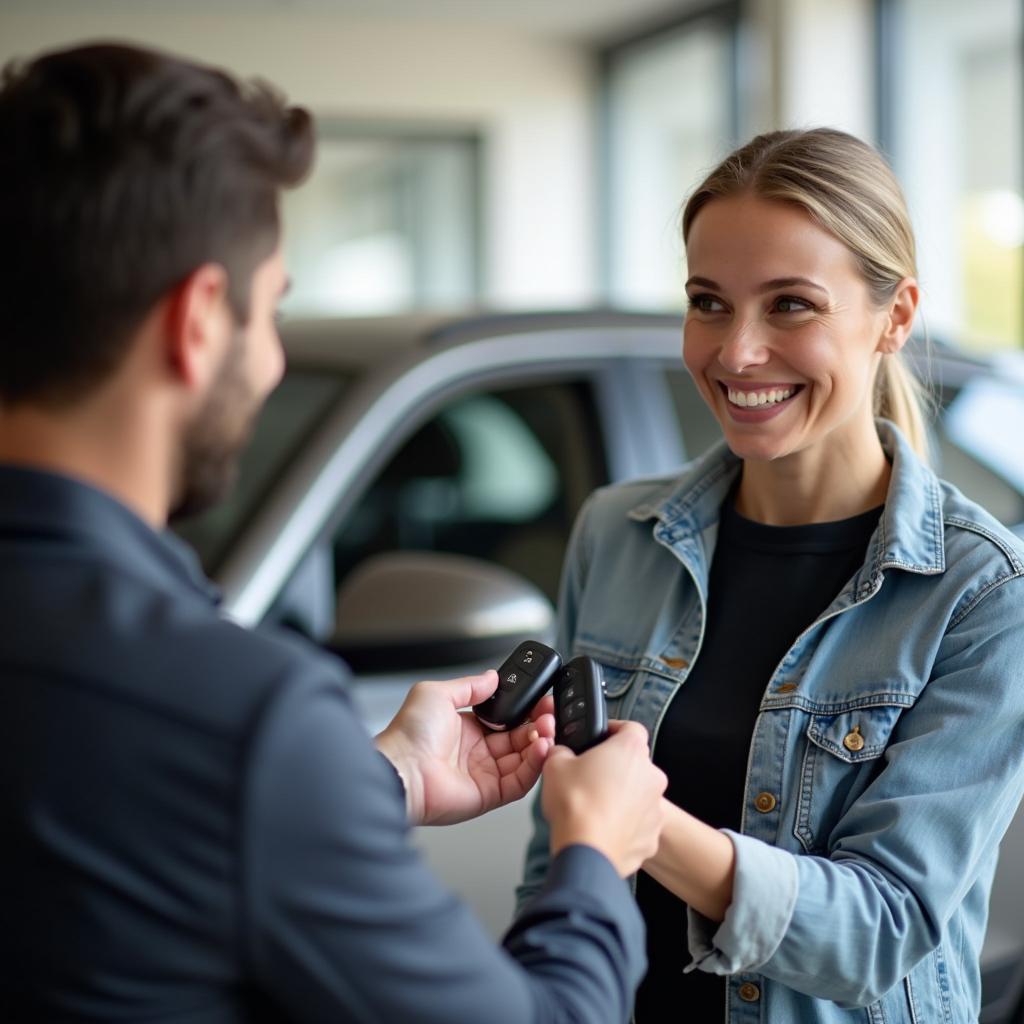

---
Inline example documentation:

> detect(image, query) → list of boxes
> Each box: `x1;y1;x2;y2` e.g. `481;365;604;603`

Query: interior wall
0;9;599;309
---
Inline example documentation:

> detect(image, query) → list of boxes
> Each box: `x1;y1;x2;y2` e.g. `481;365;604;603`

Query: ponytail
874;353;931;462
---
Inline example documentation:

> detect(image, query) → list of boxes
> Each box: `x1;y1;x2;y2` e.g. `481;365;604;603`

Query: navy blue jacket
0;465;645;1023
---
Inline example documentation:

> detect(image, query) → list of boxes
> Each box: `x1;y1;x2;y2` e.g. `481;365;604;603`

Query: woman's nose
717;322;770;374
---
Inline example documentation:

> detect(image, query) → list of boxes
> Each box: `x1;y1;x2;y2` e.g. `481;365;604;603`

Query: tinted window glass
333;380;608;603
172;369;349;572
938;378;1024;529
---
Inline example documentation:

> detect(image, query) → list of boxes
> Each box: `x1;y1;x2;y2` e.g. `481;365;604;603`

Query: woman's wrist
643;799;736;922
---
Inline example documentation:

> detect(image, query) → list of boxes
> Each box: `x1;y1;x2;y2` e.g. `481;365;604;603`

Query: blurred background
1;0;1020;352
6;5;1024;992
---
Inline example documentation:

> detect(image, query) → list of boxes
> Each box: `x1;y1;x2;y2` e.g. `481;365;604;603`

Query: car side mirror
330;551;555;672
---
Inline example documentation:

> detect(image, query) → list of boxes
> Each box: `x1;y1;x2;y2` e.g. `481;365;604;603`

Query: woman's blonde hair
682;127;931;460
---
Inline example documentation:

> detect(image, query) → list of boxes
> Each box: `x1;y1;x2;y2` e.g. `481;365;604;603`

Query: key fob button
554;656;609;754
512;647;541;674
565;698;588;722
499;670;523;692
472;640;561;731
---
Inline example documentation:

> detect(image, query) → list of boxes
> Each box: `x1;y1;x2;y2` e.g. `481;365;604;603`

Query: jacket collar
628;420;945;577
0;463;221;604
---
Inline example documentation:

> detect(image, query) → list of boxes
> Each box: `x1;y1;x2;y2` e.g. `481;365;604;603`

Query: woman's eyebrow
685;275;831;297
757;276;829;296
685;276;720;290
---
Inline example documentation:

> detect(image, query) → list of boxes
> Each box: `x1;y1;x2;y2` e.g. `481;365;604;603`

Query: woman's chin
720;428;797;463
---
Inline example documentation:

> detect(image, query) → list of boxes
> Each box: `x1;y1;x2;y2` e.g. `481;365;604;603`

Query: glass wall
281;128;480;317
602;9;738;310
884;0;1023;351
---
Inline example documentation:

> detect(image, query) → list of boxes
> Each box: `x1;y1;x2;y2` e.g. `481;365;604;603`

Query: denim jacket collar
627;419;946;580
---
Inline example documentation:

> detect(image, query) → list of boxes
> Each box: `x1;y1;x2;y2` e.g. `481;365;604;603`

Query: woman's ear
877;276;920;355
163;263;231;389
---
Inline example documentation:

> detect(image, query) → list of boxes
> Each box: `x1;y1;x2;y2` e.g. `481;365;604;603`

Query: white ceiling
5;0;704;43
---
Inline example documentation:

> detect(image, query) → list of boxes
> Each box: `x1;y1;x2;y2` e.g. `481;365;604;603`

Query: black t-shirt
634;492;882;1022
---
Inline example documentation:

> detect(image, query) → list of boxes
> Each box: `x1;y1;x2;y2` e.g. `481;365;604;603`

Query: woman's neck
734;420;891;526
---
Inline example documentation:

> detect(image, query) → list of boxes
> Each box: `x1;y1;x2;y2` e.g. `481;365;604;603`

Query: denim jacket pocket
795;700;909;855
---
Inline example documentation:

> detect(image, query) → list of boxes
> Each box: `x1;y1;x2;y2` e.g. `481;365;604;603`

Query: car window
172;369;350;573
937;379;1024;530
332;380;609;603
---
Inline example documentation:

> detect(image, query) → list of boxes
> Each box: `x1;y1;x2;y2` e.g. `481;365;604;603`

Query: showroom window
880;0;1023;351
601;4;739;311
280;126;481;316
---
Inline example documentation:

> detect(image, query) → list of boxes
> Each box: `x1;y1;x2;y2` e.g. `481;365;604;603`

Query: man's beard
169;330;262;522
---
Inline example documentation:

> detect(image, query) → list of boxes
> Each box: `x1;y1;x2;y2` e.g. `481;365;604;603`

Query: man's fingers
528;693;556;721
419;671;499;711
486;710;555;760
501;738;551;802
495;733;552;779
605;719;650;746
511;711;555;750
543;744;576;768
523;734;551;773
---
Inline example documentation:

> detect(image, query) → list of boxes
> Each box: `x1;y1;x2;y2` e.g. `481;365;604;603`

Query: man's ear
877;276;920;355
163;263;232;390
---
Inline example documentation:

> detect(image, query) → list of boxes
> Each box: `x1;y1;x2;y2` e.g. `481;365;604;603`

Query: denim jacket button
754;792;777;813
843;725;865;752
738;982;761;1002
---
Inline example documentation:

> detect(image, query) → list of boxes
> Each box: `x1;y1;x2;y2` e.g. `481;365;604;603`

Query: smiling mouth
720;383;804;409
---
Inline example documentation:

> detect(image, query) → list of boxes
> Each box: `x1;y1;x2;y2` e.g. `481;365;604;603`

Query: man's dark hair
0;42;314;405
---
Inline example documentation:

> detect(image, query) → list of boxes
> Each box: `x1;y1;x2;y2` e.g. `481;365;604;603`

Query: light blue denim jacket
517;421;1024;1023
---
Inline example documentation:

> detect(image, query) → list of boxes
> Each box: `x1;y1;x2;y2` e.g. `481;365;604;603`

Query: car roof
281;309;684;369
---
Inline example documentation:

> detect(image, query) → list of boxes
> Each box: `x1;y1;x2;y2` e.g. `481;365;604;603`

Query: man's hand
375;671;556;826
542;720;667;877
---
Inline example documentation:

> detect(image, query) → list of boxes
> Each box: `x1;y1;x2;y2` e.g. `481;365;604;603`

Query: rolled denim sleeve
685;574;1024;1007
686;831;798;972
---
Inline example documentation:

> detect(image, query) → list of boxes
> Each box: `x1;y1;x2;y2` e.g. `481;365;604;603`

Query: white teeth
727;386;795;408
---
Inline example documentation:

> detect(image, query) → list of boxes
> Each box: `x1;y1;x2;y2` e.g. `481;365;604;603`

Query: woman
517;128;1024;1022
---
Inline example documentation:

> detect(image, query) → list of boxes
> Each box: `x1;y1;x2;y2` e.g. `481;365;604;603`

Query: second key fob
473;640;561;731
554;656;609;754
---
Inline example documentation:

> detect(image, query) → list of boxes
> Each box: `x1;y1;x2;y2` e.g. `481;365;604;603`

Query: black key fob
554;656;609;754
473;640;561;731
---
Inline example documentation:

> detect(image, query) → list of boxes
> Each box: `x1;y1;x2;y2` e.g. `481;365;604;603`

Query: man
0;43;667;1023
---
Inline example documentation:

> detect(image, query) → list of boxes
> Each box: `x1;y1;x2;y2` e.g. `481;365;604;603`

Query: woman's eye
774;296;812;313
689;294;726;313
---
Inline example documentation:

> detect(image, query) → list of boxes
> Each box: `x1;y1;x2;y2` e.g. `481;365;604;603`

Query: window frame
873;0;1024;351
596;1;742;305
282;119;485;314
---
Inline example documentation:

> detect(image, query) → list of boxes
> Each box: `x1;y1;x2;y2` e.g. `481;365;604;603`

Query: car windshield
171;368;350;574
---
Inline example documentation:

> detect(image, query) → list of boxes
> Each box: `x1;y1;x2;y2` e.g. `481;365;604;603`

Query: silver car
173;311;1024;1023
